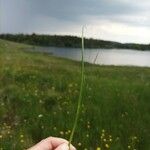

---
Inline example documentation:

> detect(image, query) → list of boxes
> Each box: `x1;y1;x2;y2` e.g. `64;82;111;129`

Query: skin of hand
27;137;76;150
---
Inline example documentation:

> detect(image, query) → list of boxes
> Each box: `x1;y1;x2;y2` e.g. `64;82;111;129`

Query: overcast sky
0;0;150;43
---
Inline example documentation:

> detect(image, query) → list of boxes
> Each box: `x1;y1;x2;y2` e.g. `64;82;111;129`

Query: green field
0;39;150;150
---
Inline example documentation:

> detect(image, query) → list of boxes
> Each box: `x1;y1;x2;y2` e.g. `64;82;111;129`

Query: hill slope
0;34;150;50
0;39;150;150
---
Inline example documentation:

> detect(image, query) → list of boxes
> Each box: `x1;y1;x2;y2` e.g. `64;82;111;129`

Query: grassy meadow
0;39;150;150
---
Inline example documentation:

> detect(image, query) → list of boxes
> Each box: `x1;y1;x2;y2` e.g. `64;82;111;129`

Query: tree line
0;33;150;50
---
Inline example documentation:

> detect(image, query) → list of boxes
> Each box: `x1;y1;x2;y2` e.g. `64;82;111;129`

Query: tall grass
0;39;150;150
69;27;85;149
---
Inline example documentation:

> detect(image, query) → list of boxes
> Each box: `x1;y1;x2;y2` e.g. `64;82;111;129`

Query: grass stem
68;27;85;149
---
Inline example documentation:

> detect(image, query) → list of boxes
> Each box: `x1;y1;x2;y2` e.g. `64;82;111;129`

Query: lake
30;47;150;67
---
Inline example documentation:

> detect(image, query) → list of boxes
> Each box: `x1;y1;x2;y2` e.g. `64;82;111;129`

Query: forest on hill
0;33;150;50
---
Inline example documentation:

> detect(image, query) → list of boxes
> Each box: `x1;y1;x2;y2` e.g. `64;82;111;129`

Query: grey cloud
25;0;141;21
1;0;150;42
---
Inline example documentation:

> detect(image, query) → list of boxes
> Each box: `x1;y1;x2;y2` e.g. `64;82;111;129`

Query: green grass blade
68;27;85;149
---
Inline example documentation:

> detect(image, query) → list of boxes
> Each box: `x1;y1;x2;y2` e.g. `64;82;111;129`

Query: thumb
55;143;69;150
55;143;76;150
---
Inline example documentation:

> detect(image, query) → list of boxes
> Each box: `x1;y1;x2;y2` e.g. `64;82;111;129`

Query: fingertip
54;142;76;150
68;143;76;150
55;143;69;150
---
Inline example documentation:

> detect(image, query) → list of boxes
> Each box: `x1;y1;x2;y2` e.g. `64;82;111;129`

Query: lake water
30;47;150;67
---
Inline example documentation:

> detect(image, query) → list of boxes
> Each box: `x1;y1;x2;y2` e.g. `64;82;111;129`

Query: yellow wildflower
96;147;101;150
59;131;64;135
105;144;109;148
128;145;131;149
20;134;24;138
20;140;24;143
103;139;107;142
78;143;82;146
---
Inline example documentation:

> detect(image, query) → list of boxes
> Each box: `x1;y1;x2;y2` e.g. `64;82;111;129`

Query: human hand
27;137;76;150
